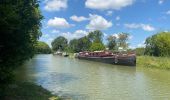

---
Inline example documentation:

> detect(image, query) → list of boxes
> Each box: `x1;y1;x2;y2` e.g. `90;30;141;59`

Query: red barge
77;51;136;66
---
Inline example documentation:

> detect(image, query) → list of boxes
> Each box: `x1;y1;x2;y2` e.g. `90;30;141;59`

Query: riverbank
3;82;60;100
137;56;170;70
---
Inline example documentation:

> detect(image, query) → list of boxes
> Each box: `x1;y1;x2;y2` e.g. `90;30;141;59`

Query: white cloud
124;23;155;31
86;14;112;30
85;0;135;10
106;11;113;16
116;16;120;21
44;0;67;11
47;17;72;28
158;0;164;4
166;10;170;15
61;30;88;41
70;15;88;22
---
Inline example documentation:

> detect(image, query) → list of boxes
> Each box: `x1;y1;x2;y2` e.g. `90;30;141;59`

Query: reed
137;56;170;70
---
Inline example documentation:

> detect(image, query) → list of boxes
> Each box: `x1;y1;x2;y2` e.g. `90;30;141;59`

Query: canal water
17;54;170;100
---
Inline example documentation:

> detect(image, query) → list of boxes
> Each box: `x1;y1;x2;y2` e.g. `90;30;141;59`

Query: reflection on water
17;54;170;100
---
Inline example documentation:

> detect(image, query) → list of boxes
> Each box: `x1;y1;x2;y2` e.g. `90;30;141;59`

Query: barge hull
78;56;136;66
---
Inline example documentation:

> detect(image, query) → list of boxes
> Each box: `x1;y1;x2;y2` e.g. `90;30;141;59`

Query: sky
39;0;170;48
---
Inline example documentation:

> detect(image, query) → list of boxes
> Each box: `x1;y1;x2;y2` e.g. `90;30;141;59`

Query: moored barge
77;51;136;66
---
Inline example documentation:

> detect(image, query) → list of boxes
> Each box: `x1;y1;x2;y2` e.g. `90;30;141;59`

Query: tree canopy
0;0;43;94
35;41;51;54
51;36;68;52
145;32;170;57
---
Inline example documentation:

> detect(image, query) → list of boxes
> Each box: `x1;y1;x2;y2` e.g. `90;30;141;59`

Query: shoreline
3;82;61;100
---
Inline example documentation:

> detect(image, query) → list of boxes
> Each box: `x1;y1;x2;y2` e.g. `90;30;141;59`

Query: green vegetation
3;82;60;100
134;32;170;70
135;47;145;56
0;0;43;95
107;33;129;51
51;36;68;52
137;56;170;70
145;32;170;57
35;41;51;54
90;42;105;51
52;30;130;53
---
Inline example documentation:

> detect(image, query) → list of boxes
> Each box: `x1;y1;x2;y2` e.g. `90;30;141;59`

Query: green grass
3;82;61;100
137;56;170;70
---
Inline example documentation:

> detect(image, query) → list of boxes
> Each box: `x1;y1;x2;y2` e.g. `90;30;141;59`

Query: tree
68;39;78;53
107;35;117;50
35;41;51;54
51;36;68;52
87;30;103;43
145;32;170;57
0;0;42;95
117;33;129;50
90;42;105;51
77;36;91;52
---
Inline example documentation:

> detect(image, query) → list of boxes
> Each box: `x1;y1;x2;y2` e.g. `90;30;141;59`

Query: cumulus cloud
85;0;135;10
47;17;72;28
70;15;88;22
124;23;155;31
44;0;67;11
61;30;88;41
86;14;112;30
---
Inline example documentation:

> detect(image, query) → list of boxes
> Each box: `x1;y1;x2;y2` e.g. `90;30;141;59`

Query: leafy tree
107;35;117;50
35;41;51;54
0;0;42;96
88;30;103;43
77;36;91;52
145;32;170;56
117;33;129;50
51;36;68;52
90;42;105;51
68;39;78;53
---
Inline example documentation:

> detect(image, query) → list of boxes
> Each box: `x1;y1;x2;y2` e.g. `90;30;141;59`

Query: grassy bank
3;82;60;100
137;56;170;70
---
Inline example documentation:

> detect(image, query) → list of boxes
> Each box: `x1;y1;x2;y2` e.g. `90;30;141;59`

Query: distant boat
77;51;136;66
53;51;62;56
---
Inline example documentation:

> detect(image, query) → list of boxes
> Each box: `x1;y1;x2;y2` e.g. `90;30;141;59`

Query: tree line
135;32;170;57
51;30;130;53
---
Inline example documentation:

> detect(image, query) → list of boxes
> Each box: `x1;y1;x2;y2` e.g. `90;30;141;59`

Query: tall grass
137;56;170;70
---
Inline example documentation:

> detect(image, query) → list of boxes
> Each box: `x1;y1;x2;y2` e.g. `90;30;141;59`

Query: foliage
107;35;117;50
106;33;129;51
135;47;145;56
51;36;68;52
88;30;103;43
117;33;129;50
90;42;105;51
77;36;91;52
35;41;51;54
137;56;170;70
145;32;170;57
0;0;42;95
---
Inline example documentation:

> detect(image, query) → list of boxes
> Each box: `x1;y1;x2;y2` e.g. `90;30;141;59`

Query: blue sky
39;0;170;48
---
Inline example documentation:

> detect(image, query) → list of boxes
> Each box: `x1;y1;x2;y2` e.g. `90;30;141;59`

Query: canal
17;54;170;100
